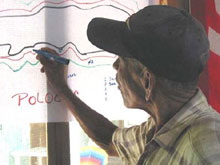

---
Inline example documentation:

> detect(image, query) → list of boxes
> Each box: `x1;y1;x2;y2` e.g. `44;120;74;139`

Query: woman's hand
36;47;68;93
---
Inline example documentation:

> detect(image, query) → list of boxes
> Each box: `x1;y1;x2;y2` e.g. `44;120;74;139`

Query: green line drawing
0;60;112;72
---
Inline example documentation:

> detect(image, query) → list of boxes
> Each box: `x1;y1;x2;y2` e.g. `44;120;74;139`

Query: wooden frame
47;122;70;165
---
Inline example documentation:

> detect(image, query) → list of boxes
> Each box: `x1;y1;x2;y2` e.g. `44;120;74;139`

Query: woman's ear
141;70;153;101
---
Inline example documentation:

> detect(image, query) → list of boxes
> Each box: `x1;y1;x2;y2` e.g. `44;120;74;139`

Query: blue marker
33;49;70;65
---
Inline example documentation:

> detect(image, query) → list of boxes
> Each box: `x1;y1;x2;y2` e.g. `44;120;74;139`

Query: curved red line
0;47;117;61
60;47;117;61
0;51;35;61
0;0;133;13
0;0;105;13
111;0;134;13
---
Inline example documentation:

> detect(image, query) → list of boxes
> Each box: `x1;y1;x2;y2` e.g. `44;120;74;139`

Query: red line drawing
0;0;134;14
0;46;117;61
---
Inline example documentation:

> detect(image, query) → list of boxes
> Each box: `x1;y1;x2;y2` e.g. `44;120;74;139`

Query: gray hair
124;57;199;96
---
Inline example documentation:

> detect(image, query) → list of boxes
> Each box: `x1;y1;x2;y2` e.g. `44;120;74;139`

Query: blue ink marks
68;73;76;78
88;59;94;65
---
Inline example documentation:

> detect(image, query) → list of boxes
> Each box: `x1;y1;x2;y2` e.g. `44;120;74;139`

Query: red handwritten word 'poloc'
11;92;61;106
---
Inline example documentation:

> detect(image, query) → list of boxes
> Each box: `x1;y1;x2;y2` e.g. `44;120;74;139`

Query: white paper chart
0;0;149;122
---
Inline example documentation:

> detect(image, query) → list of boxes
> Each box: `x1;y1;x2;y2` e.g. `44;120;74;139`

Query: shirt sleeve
112;118;154;164
190;112;220;165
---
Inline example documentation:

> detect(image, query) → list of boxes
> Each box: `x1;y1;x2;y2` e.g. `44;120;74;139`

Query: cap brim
87;18;133;58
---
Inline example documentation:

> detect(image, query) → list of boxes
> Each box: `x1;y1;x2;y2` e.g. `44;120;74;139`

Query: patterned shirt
112;89;220;165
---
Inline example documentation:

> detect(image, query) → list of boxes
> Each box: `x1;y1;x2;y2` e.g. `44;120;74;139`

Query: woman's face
113;57;146;109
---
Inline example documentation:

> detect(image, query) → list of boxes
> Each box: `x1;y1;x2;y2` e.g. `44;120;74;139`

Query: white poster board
0;0;148;122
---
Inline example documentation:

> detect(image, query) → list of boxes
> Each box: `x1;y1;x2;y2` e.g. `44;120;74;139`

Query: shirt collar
153;89;210;150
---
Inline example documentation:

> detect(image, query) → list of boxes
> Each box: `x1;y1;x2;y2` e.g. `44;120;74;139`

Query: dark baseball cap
87;5;210;82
